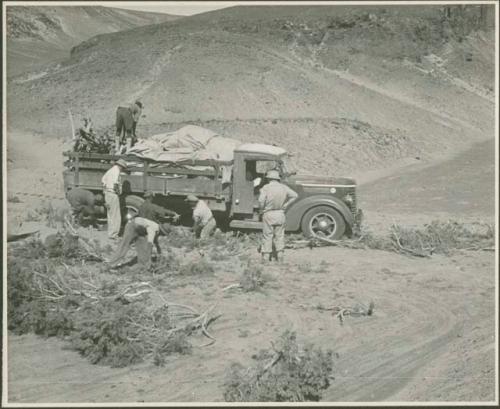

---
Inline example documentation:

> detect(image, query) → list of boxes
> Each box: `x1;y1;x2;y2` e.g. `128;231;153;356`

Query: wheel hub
310;213;337;238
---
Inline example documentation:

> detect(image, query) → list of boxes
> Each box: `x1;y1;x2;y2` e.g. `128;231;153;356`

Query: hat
144;190;154;198
135;100;143;109
265;169;280;180
115;159;127;168
185;194;199;202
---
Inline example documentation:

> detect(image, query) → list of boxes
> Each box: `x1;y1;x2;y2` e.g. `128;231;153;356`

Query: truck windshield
280;154;297;176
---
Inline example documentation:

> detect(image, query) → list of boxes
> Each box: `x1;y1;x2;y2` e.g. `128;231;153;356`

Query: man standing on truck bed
102;159;127;239
185;195;217;239
115;100;143;153
258;169;298;263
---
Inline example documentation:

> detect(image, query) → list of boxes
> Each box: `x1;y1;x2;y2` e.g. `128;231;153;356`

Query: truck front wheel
301;206;346;240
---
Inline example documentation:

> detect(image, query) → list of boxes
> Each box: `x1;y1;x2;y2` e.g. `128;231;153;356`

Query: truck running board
229;220;263;230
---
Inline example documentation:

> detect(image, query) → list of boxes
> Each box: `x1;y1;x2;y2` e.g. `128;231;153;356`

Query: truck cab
230;144;360;239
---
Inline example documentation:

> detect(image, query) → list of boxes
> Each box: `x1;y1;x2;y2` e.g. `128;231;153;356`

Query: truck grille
345;187;357;216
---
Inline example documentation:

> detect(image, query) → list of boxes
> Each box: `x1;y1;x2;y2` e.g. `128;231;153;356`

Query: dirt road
359;138;496;230
6;138;496;403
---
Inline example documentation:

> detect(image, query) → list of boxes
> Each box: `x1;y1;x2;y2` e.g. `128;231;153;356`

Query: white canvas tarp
128;125;241;164
126;125;241;184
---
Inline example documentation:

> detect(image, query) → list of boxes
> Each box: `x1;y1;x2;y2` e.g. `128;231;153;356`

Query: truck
63;143;361;239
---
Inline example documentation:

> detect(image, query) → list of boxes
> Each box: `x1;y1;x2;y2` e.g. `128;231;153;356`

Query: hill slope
6;6;180;77
7;5;495;176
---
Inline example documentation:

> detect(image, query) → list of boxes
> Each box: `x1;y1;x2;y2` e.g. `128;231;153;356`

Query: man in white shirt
185;195;216;239
101;159;127;239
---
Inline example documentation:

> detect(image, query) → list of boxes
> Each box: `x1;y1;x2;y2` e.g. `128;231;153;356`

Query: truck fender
285;195;354;231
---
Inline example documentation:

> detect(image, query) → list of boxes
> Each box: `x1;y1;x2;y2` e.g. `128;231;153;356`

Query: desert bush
178;258;215;276
332;220;495;257
44;232;85;259
27;201;70;228
151;249;182;275
239;264;265;292
153;332;192;367
9;238;46;259
7;239;215;368
223;330;334;402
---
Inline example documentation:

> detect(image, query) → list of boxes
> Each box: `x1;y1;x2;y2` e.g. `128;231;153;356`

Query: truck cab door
231;154;256;216
231;154;278;217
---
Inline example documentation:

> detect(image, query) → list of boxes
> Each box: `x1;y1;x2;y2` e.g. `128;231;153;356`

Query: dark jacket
66;188;96;215
137;201;177;223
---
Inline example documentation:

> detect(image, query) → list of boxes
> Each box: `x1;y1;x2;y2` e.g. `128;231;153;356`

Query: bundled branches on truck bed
73;118;114;154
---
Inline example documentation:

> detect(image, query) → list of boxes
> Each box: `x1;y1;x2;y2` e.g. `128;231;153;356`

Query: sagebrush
7;237;218;368
223;330;334;402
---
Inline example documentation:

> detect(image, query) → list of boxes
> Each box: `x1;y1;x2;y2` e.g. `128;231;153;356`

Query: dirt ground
5;130;497;403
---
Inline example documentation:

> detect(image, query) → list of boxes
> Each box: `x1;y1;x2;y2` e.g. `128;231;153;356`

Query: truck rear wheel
301;206;346;240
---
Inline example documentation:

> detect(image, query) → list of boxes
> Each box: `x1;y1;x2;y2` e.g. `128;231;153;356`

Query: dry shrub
339;220;495;257
223;330;334;402
239;264;266;292
393;221;494;254
7;238;213;368
25;201;70;227
178;258;215;276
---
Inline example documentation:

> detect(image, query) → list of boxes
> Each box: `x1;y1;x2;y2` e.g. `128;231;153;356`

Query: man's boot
261;253;270;264
277;251;284;264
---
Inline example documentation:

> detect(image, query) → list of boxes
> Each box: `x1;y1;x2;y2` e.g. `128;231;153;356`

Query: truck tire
124;195;144;217
300;205;346;240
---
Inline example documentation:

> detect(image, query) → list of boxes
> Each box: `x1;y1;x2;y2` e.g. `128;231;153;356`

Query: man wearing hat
258;169;298;263
135;191;180;258
185;195;216;239
108;192;179;270
115;100;143;153
102;159;128;239
66;187;105;227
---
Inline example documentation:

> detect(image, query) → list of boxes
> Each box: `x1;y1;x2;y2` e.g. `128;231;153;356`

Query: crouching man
66;187;105;227
134;190;180;263
108;191;179;270
185;195;216;239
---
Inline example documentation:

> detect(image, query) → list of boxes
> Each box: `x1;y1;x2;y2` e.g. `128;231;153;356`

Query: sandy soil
6;248;495;403
5;130;497;403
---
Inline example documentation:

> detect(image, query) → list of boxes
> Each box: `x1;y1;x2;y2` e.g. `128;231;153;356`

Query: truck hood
288;174;356;188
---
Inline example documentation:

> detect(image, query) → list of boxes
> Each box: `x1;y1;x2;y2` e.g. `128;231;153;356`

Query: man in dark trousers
115;100;143;153
66;187;105;227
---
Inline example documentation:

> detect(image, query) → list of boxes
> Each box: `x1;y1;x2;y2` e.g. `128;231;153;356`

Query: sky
108;2;235;16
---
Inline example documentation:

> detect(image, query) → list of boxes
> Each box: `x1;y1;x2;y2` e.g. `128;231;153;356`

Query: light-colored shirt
101;165;121;193
259;180;298;213
193;200;213;226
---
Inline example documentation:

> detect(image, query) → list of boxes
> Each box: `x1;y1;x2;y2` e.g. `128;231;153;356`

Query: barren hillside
6;6;180;77
6;5;495;176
